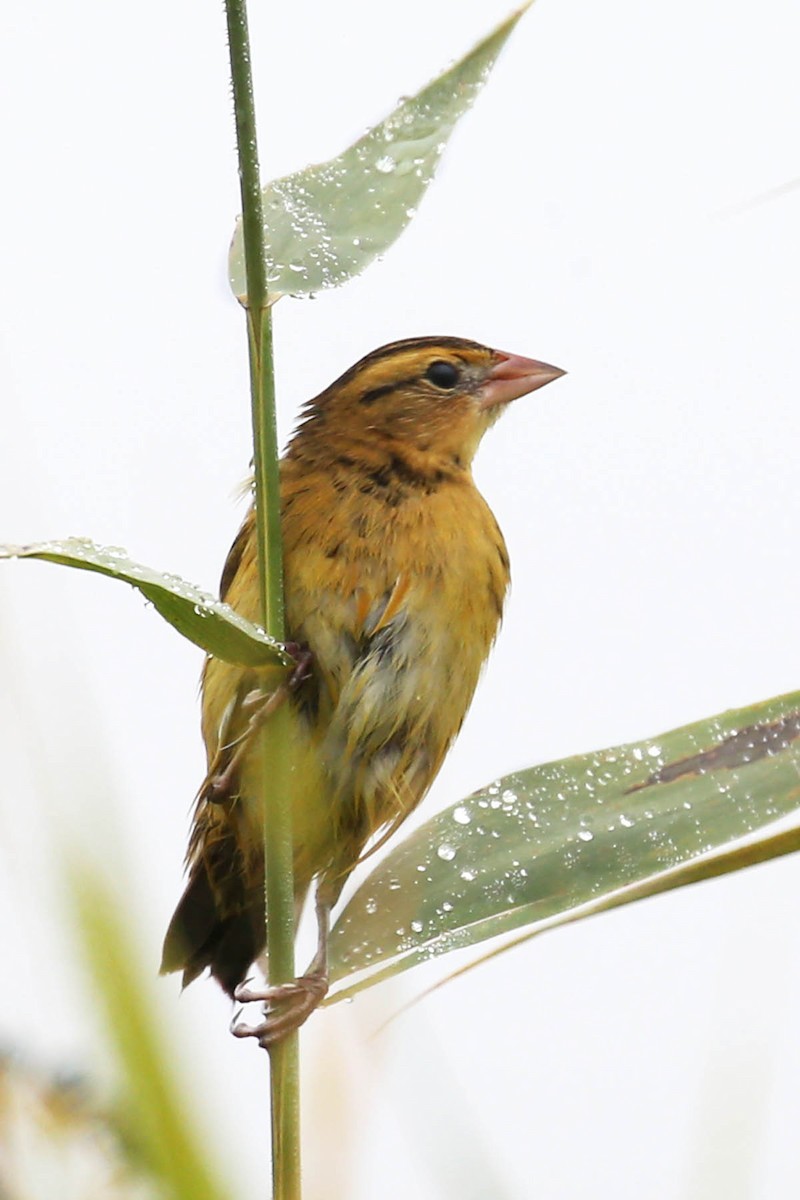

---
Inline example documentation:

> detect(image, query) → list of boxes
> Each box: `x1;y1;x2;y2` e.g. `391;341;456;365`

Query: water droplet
577;829;594;842
410;920;423;933
619;814;634;828
365;897;377;915
460;869;476;882
437;843;456;862
452;806;471;825
375;155;396;174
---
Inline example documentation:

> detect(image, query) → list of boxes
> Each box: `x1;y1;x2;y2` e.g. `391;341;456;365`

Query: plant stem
224;1;301;1196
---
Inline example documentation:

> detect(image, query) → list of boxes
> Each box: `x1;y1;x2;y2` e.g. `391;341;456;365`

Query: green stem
224;2;300;1196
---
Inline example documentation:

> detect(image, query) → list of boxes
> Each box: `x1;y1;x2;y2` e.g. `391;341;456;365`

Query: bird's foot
282;642;314;692
230;971;329;1049
237;644;311;713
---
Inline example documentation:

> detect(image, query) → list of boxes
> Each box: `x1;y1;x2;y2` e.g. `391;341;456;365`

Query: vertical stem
224;2;300;1197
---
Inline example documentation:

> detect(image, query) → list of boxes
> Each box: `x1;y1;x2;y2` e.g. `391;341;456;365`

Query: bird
161;335;565;1045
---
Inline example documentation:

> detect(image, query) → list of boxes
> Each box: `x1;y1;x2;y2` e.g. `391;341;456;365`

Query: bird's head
296;336;565;474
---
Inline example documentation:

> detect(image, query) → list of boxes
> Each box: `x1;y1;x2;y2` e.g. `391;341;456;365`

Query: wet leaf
0;539;290;668
327;691;800;1001
229;4;531;300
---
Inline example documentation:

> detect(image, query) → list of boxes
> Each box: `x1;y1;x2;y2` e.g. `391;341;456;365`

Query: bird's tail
161;853;311;998
160;859;265;999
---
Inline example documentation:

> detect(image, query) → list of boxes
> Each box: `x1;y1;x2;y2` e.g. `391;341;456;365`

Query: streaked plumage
161;336;564;1041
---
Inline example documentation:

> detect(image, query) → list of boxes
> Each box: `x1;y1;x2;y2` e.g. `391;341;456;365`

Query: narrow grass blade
326;691;800;1001
70;865;231;1200
228;4;532;301
0;539;290;668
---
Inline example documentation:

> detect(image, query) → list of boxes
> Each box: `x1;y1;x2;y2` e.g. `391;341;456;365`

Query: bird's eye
425;360;461;389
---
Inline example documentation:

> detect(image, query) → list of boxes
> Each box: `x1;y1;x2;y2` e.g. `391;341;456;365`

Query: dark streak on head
357;335;485;368
329;336;486;396
360;383;397;406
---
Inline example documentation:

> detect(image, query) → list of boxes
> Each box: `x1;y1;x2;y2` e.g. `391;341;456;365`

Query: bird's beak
479;351;566;410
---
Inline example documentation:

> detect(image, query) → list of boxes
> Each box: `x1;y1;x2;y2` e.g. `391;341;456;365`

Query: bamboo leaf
228;4;531;301
0;539;290;668
326;691;800;1001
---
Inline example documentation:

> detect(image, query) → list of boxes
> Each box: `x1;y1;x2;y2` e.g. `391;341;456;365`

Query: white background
1;0;799;1196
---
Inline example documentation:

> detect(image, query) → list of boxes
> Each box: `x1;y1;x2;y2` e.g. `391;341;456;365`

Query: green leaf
326;691;800;1001
228;4;531;301
71;865;231;1200
0;539;290;668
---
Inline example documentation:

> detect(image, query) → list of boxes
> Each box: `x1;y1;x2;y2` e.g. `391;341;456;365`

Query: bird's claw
282;642;314;692
230;972;329;1049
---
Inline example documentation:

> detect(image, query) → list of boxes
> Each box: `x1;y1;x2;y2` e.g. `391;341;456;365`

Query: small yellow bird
161;336;564;1044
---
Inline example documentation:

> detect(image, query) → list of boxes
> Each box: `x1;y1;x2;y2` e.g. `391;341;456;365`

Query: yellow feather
162;335;564;1005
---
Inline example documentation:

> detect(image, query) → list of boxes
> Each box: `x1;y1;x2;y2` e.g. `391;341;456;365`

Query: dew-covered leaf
229;4;531;300
326;691;800;1001
0;539;289;668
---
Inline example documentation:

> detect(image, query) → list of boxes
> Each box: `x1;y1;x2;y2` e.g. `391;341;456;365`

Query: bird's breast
283;470;510;828
200;465;511;890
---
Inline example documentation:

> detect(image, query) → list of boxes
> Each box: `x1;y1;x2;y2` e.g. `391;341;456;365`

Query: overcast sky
1;1;799;1196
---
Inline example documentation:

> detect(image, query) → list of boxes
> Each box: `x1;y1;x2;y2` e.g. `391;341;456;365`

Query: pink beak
480;350;566;410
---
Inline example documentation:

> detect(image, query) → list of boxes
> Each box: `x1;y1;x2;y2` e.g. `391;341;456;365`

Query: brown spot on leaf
625;710;800;794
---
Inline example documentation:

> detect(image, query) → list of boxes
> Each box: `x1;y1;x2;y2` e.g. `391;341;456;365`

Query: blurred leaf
0;539;290;668
229;4;531;300
70;865;231;1200
0;1053;160;1200
327;691;800;1001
